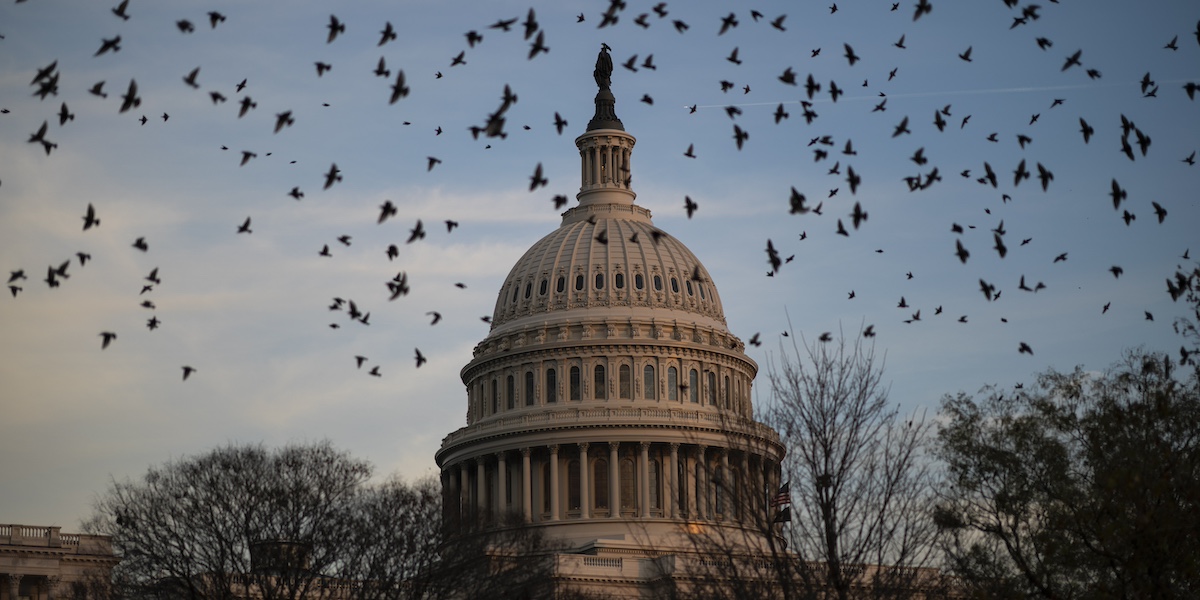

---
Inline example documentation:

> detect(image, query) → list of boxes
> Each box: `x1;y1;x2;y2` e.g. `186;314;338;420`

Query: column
46;575;60;600
521;448;532;522
719;449;730;520
696;445;707;520
496;451;508;515
638;442;651;517
667;443;679;519
476;459;487;519
739;452;750;524
9;574;22;600
579;443;590;519
609;442;621;518
549;445;560;521
459;464;470;525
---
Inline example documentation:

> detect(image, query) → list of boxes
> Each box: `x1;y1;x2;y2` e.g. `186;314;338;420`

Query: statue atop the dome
594;43;613;91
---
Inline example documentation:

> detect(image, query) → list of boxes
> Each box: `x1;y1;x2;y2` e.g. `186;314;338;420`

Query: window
546;368;557;403
707;371;717;405
635;273;644;289
506;375;515;410
511;285;518;304
575;274;584;291
620;458;636;510
668;367;678;401
695;462;705;515
699;284;706;300
614;272;625;289
686;280;694;296
594;459;609;509
724;375;731;408
671;277;679;293
568;460;581;510
524;282;532;299
556;276;565;293
650;459;661;509
539;278;548;296
594;273;604;290
542;463;551;512
492;378;499;413
654;274;662;291
505;462;512;505
570;366;581;401
619;364;631;399
594;365;606;399
524;371;535;406
689;369;699;403
644;365;656;400
715;465;724;516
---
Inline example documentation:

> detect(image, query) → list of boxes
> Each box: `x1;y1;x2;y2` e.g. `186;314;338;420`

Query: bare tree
761;328;941;600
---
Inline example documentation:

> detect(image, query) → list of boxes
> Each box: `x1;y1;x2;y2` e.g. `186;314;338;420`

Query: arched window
506;375;515;410
546;368;557;403
614;272;625;289
650;459;661;509
707;371;717;405
492;378;499;413
568;460;581;511
594;459;609;510
511;284;518;304
695;461;705;515
594;364;606;399
524;282;532;299
524;371;535;406
539;278;548;296
668;367;678;401
620;458;636;510
643;365;656;400
542;463;551;512
594;273;605;290
635;273;644;290
689;369;700;403
619;364;631;399
556;275;565;293
670;277;679;293
699;284;706;300
714;465;724;516
724;375;731;408
575;274;585;291
570;366;581;401
686;280;694;296
654;274;663;291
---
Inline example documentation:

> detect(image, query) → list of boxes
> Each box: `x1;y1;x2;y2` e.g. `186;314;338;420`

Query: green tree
935;349;1200;599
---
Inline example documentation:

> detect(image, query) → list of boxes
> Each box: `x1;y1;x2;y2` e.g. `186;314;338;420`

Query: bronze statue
594;43;613;91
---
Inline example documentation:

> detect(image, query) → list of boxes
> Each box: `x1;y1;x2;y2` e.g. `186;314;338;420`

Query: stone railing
0;524;113;555
442;407;780;447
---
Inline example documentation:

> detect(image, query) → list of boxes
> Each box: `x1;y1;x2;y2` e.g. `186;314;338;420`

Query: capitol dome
435;48;785;571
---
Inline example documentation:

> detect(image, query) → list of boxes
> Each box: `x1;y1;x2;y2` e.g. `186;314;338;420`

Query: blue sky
1;0;1196;527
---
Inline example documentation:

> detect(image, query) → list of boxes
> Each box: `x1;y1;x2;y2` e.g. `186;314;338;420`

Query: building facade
435;47;788;597
0;525;117;600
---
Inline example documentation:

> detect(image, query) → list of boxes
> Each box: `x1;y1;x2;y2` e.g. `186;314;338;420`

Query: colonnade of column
578;137;633;191
442;440;781;532
3;574;60;600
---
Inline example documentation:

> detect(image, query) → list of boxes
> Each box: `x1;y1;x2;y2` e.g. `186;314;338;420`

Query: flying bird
99;332;117;349
326;15;345;43
82;203;100;230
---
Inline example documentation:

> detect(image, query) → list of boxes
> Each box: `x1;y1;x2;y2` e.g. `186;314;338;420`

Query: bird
176;19;195;33
426;156;441;171
528;31;549;59
554;112;568;135
118;79;140;113
236;217;252;234
94;36;121;56
407;220;426;243
1062;49;1082;71
1109;179;1127;210
146;316;160;331
451;51;466;67
426;311;442;325
373;57;390;78
1018;342;1033;355
181;366;196;381
684;144;696;158
1110;266;1124;279
684;196;698;218
379;21;397;46
892;116;910;137
1079;118;1094;144
326;15;345;43
288;187;304;200
1036;163;1053;191
315;62;332;77
415;348;427;368
82;203;100;230
958;46;973;62
766;240;781;274
733;125;749;149
88;81;108;98
843;44;860;66
389;71;409;103
207;11;226;28
132;237;149;252
99;332;117;349
324;164;342;189
1151;201;1167;223
726;47;741;65
111;0;130;20
182;67;201;89
529;163;547;191
274;111;295;133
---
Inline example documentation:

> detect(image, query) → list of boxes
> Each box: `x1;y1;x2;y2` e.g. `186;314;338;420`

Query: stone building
0;525;117;600
435;47;789;597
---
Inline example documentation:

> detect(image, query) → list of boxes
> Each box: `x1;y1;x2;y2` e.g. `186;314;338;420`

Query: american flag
770;481;791;507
